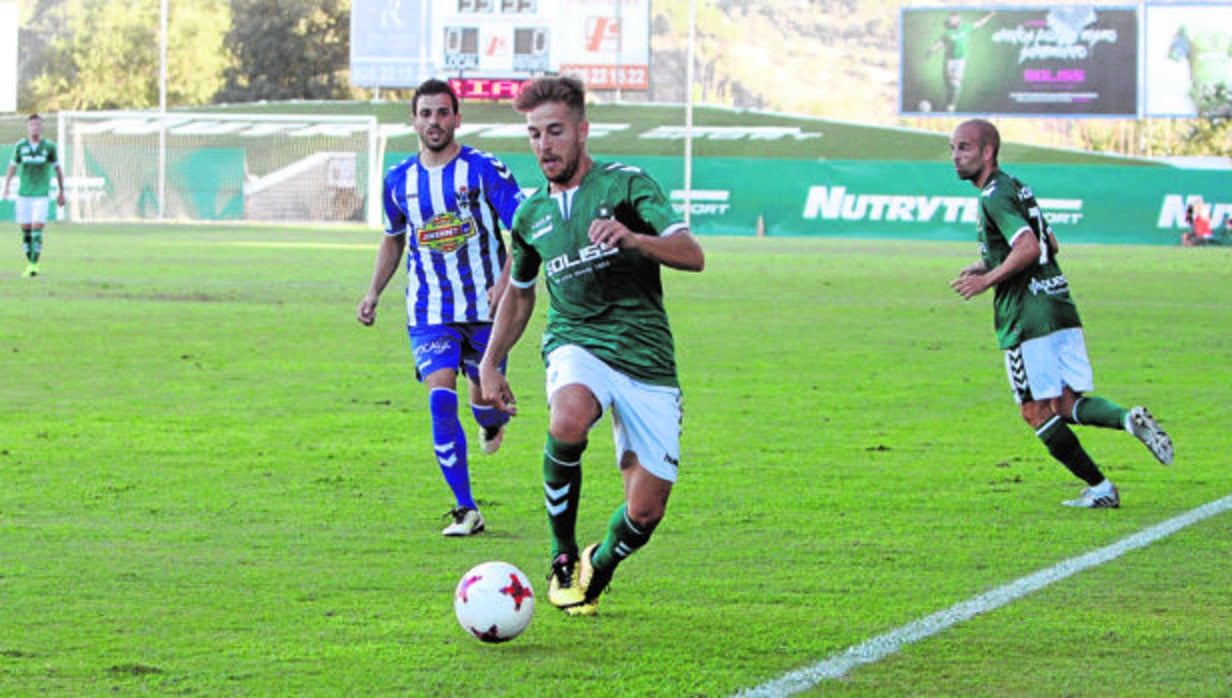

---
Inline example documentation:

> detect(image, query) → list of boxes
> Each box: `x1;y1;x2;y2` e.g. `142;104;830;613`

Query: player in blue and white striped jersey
359;79;525;536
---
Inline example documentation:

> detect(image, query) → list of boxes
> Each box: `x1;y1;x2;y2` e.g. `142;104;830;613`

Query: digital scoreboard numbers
456;0;536;13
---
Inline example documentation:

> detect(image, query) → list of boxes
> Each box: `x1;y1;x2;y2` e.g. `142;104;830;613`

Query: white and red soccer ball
454;561;535;643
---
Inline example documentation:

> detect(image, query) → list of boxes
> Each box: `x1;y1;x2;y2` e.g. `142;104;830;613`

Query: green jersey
510;160;686;387
10;137;60;197
977;169;1082;349
1170;26;1232;91
940;23;976;60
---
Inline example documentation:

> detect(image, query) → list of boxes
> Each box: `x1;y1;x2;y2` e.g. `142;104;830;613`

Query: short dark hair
513;75;586;120
411;79;459;116
962;118;1001;161
27;113;41;122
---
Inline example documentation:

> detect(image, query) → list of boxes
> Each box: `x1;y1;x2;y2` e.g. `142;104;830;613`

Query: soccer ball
918;99;933;113
454;561;535;643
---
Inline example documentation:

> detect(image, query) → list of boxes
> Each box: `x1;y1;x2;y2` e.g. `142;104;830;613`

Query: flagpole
684;0;696;227
158;0;168;220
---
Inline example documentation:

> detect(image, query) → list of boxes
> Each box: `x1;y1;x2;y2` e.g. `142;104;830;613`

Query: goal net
57;111;382;226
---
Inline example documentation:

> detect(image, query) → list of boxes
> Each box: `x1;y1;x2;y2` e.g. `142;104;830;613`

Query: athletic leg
467;377;510;454
582;455;671;604
463;324;511;454
411;325;484;534
28;225;43;263
427;373;473;509
571;376;682;613
1010;338;1116;504
544;383;600;560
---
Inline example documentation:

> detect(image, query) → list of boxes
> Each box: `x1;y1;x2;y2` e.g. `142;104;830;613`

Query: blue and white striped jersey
383;145;524;326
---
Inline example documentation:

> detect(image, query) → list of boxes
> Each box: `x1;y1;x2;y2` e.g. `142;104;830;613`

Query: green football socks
1038;415;1104;486
592;503;655;571
22;230;42;263
1071;396;1130;430
544;434;585;559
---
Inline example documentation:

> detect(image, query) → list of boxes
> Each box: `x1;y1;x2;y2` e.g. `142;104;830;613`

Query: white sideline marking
224;241;369;250
734;495;1232;698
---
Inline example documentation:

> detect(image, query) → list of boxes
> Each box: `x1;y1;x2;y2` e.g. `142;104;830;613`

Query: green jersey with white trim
510;160;685;387
940;23;977;60
977;169;1082;349
1170;26;1232;91
11;137;59;197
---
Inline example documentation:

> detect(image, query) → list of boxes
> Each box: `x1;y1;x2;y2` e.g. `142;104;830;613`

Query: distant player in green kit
3;114;66;277
926;11;996;112
948;119;1173;509
478;75;704;615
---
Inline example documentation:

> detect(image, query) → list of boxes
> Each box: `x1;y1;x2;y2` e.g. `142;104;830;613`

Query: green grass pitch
2;223;1230;696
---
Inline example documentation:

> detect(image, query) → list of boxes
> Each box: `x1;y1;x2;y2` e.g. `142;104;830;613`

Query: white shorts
1004;327;1095;404
15;197;50;226
945;58;967;86
545;344;682;483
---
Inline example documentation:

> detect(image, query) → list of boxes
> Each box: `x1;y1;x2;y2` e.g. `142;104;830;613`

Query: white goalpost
57;111;383;227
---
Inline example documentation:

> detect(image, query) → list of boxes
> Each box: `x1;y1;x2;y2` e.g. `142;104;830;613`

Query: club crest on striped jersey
456;185;481;214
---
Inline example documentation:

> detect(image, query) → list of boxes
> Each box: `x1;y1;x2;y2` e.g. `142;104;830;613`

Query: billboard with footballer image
1143;3;1232;117
900;6;1139;116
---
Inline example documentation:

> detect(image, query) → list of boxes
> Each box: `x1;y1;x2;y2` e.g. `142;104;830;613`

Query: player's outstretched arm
479;284;536;415
487;253;513;318
2;163;15;198
55;164;66;207
357;233;406;326
957;259;987;277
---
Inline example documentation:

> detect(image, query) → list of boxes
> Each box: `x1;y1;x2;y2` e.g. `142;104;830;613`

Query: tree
23;0;231;112
16;0;70;111
1187;83;1232;158
215;0;353;103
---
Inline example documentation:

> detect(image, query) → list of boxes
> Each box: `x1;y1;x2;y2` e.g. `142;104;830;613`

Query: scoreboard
438;0;550;73
351;0;650;90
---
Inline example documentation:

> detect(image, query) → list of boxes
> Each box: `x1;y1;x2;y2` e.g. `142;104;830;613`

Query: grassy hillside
6;0;1218;155
647;0;1218;156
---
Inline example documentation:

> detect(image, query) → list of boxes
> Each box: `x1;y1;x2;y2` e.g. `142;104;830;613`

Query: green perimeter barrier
400;151;1232;246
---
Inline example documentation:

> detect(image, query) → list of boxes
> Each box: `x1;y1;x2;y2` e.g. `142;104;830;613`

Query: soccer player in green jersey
926;11;996;112
3;114;66;277
948;119;1173;509
478;75;705;615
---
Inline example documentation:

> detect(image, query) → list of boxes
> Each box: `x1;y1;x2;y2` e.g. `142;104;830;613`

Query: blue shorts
408;322;506;383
